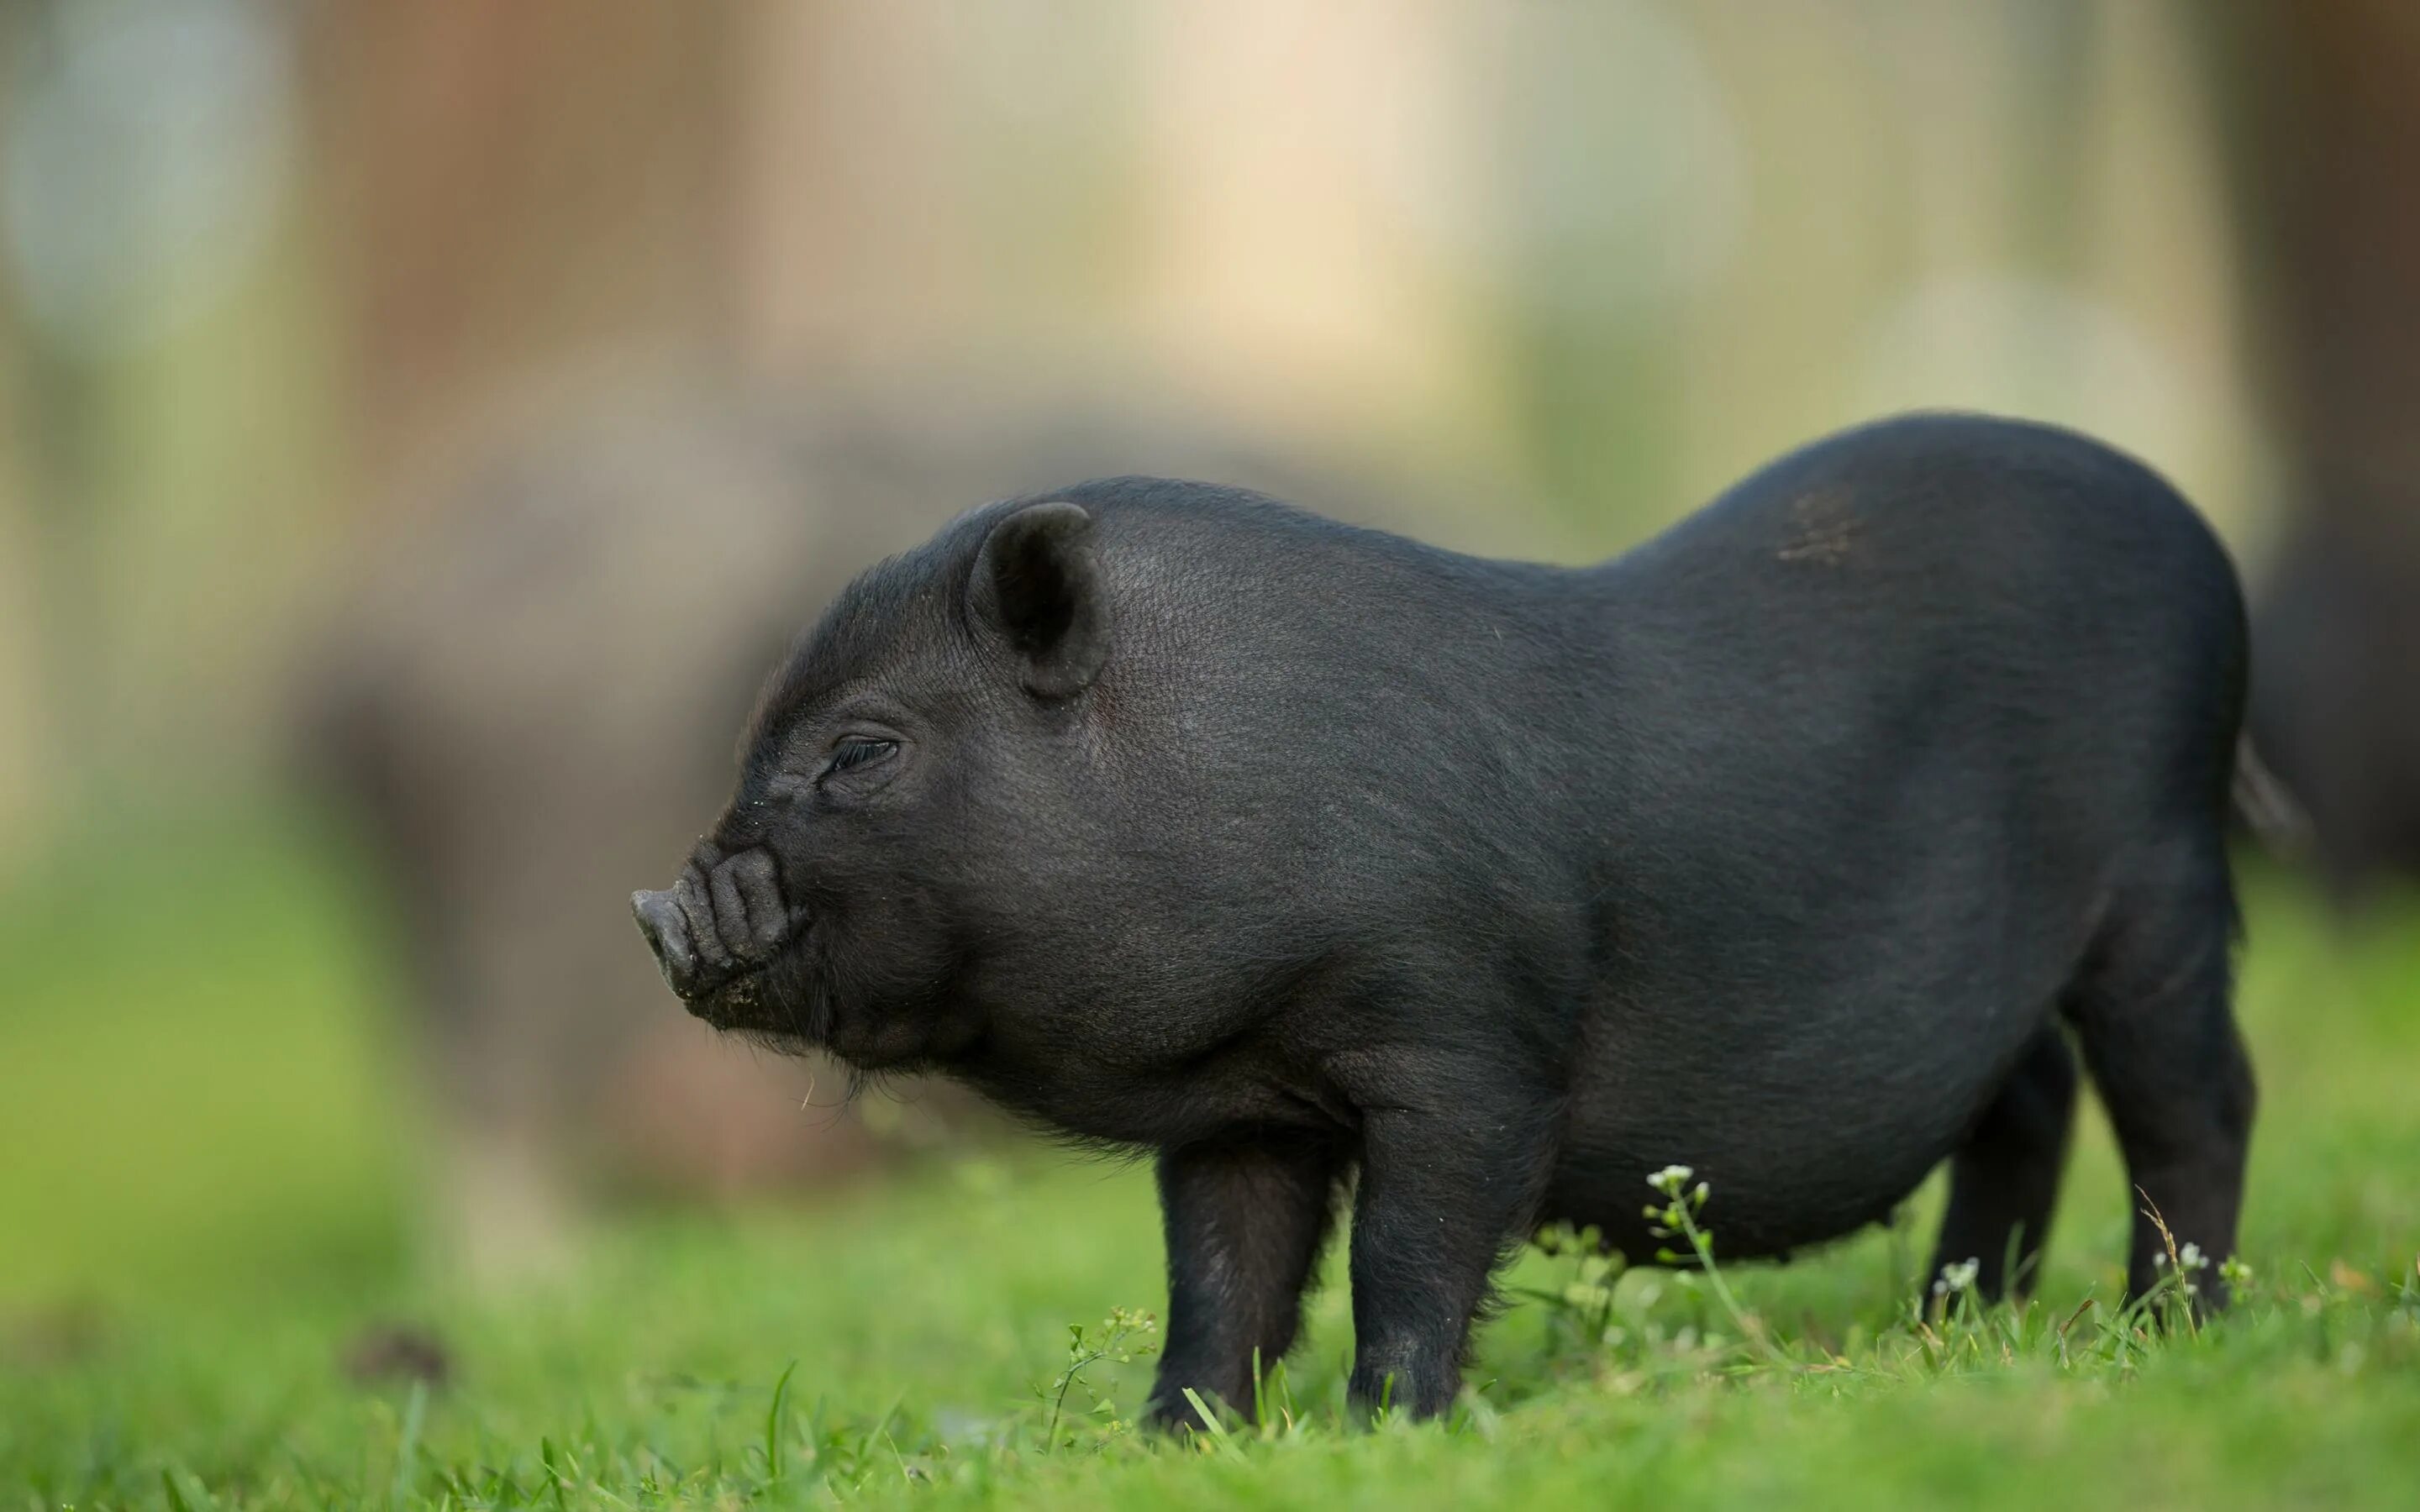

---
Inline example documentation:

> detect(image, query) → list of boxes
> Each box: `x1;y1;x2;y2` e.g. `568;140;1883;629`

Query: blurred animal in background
2247;515;2420;901
295;374;1492;1283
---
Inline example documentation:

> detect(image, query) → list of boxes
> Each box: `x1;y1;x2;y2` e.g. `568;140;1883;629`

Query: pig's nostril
632;889;698;995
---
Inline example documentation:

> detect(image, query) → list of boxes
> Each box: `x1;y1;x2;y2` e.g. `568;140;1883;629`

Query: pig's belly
1539;995;2050;1262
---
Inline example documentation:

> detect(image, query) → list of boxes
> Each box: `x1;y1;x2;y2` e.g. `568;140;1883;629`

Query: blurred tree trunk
2217;1;2420;889
0;3;132;838
293;0;748;482
0;13;39;853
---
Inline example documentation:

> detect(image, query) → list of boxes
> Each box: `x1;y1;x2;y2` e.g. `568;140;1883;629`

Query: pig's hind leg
1927;1022;2079;1302
2062;837;2255;1308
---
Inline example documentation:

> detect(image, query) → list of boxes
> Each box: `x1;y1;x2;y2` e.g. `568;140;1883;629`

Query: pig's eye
823;737;899;780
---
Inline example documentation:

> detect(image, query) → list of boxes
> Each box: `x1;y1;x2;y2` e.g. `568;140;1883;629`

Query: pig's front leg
1144;1135;1347;1431
1344;1097;1552;1420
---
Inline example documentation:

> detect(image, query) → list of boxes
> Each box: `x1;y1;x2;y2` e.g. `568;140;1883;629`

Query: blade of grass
389;1378;428;1509
764;1359;799;1483
1180;1389;1244;1457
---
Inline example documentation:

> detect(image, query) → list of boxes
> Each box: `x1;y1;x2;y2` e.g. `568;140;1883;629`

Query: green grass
4;814;2419;1508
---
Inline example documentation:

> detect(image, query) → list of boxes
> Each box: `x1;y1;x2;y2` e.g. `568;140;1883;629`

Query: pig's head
631;498;1126;1071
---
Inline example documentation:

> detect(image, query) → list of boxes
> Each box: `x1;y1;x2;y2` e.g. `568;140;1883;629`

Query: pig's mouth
631;847;824;1042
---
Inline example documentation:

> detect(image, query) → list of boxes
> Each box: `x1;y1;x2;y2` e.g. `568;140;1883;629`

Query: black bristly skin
632;412;2259;1427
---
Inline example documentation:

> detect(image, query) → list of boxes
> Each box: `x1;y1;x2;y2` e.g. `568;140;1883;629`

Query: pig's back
1546;412;2246;1257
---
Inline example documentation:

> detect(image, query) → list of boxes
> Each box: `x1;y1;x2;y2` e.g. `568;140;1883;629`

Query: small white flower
1647;1164;1695;1196
1931;1257;1981;1296
1561;1282;1615;1313
2177;1242;2207;1273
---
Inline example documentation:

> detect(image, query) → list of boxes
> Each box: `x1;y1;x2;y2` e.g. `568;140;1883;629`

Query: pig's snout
631;886;702;996
632;846;792;1002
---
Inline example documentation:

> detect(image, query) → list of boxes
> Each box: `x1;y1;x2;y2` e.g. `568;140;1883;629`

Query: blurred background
2;0;2415;1310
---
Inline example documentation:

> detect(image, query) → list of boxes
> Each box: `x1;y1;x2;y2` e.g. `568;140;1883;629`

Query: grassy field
4;811;2419;1509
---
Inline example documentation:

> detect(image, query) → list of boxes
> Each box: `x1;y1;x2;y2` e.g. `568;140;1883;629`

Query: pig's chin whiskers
740;953;830;1052
729;1026;805;1058
781;974;811;1047
839;1063;886;1107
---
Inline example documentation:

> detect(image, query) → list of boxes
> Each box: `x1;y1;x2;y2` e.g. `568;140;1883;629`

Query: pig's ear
970;501;1107;699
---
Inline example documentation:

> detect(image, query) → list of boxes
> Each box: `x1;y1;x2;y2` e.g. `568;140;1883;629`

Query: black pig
634;412;2256;1425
